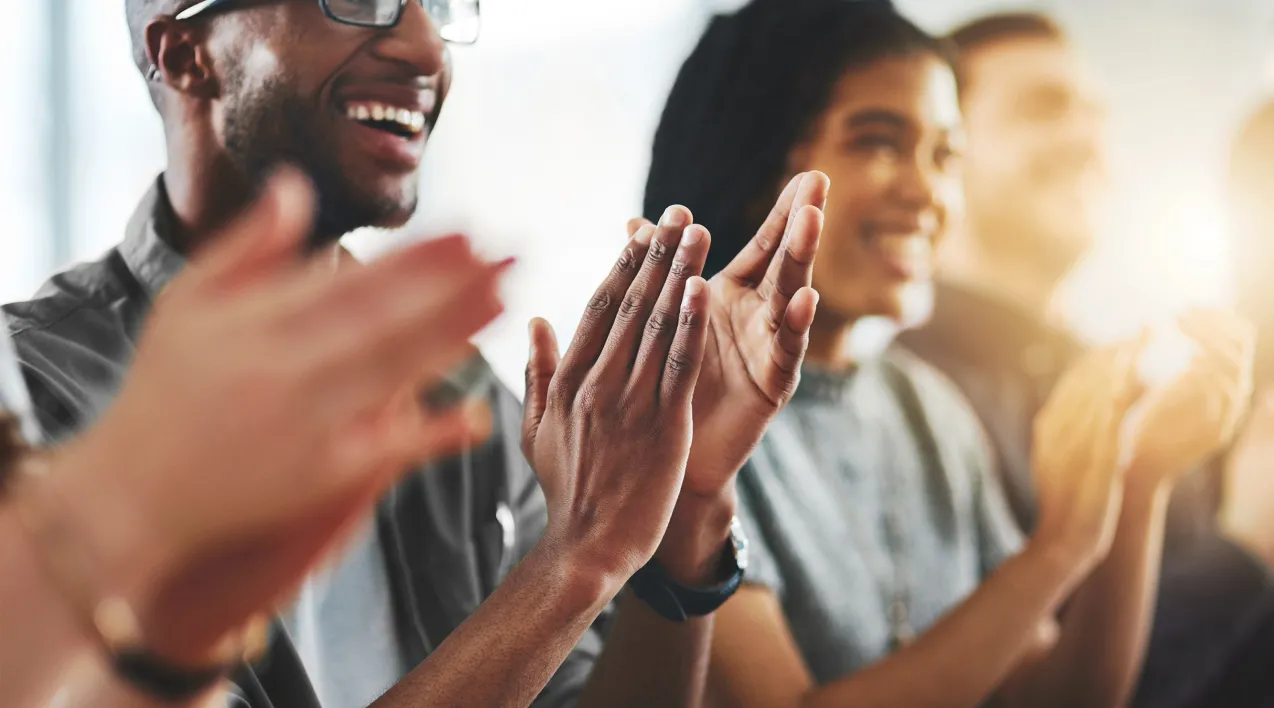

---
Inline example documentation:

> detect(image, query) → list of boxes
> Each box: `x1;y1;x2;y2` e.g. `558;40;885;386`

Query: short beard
221;69;408;249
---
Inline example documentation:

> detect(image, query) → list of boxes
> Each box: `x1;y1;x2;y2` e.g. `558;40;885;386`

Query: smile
342;100;428;138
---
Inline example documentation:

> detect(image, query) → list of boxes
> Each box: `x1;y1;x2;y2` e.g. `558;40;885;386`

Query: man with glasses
5;1;829;706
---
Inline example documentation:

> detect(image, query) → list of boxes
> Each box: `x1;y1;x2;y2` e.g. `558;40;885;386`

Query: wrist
45;438;173;621
653;483;737;587
528;533;628;618
1026;524;1103;585
1124;458;1183;497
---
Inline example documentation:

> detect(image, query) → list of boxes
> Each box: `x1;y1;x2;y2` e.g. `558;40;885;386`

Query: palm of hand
680;173;830;498
686;279;796;496
1129;311;1255;484
1129;377;1221;481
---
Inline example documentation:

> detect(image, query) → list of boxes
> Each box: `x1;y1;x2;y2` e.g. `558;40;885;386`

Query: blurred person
2;172;512;707
3;1;830;707
644;1;1252;707
1180;98;1274;708
897;13;1274;706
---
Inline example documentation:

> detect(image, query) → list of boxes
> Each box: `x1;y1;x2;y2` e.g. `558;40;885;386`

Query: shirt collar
119;176;188;299
792;363;861;405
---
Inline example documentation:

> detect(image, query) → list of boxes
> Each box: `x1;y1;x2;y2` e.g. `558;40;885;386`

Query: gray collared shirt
3;176;602;708
737;350;1024;684
0;319;39;445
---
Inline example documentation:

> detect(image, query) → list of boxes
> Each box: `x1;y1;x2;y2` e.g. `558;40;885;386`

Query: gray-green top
737;349;1024;684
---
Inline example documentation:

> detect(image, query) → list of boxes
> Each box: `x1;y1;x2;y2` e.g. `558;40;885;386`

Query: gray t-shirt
282;522;407;708
737;350;1024;684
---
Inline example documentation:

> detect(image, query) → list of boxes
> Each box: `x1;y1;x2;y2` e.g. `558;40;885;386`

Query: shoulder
874;348;992;461
3;249;142;439
4;250;135;338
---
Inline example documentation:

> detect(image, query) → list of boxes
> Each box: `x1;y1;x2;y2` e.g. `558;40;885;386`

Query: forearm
1012;476;1171;708
372;540;621;708
0;508;229;708
801;543;1089;708
0;506;90;708
574;495;733;708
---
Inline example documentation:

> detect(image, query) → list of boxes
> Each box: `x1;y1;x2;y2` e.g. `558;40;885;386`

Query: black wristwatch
629;517;749;622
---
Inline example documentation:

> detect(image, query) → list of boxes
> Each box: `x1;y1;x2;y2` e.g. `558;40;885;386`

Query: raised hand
521;217;713;582
1126;309;1255;485
626;172;829;501
1032;341;1143;567
33;170;509;664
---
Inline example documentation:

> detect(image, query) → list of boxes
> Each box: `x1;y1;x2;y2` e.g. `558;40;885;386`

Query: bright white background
3;0;1274;391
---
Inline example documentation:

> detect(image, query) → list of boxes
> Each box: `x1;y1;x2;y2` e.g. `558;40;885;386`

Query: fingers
522;318;561;458
597;206;692;373
1179;310;1255;369
764;287;820;403
334;399;493;489
660;277;712;406
317;253;512;419
555;226;654;384
631;225;711;389
720;173;804;284
760;204;824;332
627;217;653;238
187;168;315;293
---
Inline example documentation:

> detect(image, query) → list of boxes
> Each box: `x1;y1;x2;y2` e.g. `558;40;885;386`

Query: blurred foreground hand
15;168;510;670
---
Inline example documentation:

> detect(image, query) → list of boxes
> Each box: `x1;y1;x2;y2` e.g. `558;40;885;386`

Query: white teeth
344;102;427;134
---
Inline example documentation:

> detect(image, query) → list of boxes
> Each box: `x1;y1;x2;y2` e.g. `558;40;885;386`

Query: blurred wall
2;0;1273;393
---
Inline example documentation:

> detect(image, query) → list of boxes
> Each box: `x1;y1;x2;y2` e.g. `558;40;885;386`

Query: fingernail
660;206;689;229
683;225;705;246
634;225;654;246
682;278;704;309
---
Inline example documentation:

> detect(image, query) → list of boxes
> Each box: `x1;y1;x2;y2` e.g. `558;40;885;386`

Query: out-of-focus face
203;0;450;239
792;52;965;323
960;35;1107;279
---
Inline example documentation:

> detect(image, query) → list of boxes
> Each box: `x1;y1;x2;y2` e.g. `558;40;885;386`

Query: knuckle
679;309;698;328
669;260;690;278
618;293;646;319
646;312;675;336
754;232;776;254
587;291;613;313
576;380;604;412
615;247;640;273
667;351;694;374
648;239;672;262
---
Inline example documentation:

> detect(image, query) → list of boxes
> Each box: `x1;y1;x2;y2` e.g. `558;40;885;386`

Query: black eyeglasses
175;0;480;44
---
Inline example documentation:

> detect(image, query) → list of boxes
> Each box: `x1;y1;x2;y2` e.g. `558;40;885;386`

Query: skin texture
88;4;834;706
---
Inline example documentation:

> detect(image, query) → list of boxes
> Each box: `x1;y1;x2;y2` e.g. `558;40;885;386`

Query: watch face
730;516;749;571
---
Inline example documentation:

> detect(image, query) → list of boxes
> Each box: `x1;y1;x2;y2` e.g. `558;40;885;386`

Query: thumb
186;167;316;292
521;318;561;459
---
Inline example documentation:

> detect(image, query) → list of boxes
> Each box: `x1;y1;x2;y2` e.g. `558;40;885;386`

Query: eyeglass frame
174;0;480;41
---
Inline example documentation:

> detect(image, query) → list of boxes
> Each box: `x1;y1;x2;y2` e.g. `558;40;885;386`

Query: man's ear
145;18;219;98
